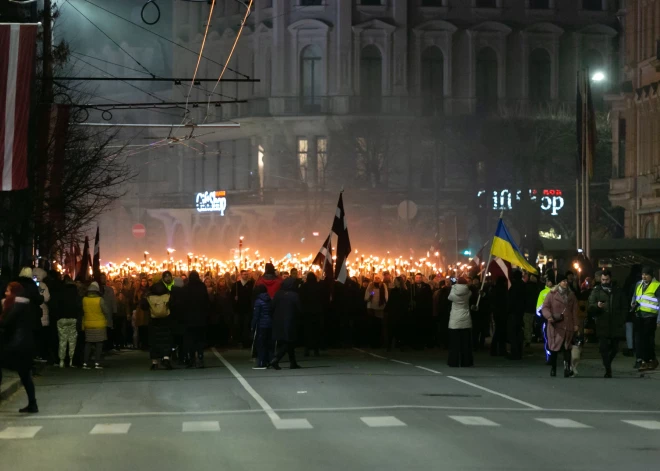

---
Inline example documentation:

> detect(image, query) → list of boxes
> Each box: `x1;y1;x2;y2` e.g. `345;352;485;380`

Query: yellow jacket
82;294;109;330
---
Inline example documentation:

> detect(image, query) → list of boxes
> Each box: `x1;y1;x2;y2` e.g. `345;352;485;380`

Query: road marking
89;423;131;435
415;365;442;374
352;348;387;360
447;376;542;410
390;359;411;365
536;418;591;429
0;426;42;439
297;391;308;394
623;420;660;430
272;418;313;430
369;353;387;360
182;421;220;432
449;416;500;427
361;416;407;427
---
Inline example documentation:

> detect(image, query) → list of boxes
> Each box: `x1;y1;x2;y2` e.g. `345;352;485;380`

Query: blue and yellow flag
490;219;538;274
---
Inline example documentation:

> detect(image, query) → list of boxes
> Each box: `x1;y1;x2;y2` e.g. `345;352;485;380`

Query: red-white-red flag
0;24;38;191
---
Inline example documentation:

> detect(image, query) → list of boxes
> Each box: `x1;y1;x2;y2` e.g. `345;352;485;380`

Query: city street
1;347;659;470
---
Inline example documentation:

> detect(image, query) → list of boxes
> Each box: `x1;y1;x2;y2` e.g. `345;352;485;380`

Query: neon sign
196;190;227;215
477;188;565;216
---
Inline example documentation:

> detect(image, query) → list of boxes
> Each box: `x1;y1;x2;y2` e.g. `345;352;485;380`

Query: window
529;0;550;8
617;119;626;178
360;45;383;113
529;48;552;104
298;138;308;183
316;137;328;187
300;45;322;111
476;47;498;113
582;0;602;11
300;0;322;5
421;47;444;116
475;0;497;7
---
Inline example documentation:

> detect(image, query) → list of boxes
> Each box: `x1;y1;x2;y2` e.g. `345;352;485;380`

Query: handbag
552;307;566;323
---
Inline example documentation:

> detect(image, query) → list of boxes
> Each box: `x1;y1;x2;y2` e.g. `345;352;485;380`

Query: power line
56;76;259;83
65;0;155;78
70;51;153;76
81;0;251;79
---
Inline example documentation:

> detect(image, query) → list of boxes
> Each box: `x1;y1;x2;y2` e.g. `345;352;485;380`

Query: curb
1;364;47;402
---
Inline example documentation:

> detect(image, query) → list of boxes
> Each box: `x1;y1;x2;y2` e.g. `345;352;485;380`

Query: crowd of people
1;261;659;414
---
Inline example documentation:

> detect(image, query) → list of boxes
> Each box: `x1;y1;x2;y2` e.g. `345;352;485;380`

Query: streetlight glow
591;71;606;82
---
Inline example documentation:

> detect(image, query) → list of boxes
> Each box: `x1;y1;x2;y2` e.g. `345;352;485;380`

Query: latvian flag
1;24;38;191
312;234;333;283
488;257;512;289
332;192;352;284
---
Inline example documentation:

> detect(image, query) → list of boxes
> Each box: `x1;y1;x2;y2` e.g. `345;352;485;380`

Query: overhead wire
184;0;218;116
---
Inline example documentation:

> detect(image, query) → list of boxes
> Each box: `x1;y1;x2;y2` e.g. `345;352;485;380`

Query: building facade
608;0;660;238
95;0;620;259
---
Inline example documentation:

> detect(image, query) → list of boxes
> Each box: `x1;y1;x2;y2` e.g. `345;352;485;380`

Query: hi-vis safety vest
635;280;660;315
536;287;551;316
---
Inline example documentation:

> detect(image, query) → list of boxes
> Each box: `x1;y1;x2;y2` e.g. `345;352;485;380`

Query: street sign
132;224;146;239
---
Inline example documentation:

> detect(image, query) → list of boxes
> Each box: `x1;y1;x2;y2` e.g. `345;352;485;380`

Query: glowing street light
591;71;606;83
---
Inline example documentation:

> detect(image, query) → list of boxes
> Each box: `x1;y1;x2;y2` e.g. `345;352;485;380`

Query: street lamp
591;71;606;83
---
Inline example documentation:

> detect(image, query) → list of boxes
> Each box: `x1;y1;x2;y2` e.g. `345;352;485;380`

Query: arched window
360;45;382;113
421;46;444;116
476;47;498;113
529;48;552;105
300;45;322;111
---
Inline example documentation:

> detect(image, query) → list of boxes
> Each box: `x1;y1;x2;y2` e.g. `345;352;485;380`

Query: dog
571;334;585;376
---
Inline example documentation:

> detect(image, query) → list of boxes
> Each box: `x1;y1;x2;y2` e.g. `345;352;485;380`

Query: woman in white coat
447;278;474;367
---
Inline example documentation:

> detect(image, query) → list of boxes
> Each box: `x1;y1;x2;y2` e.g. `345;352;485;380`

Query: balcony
609;176;635;206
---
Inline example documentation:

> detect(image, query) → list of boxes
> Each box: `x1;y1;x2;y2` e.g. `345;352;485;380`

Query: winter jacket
524;281;540;313
300;280;327;321
587;284;627;339
82;293;109;330
271;278;302;342
448;284;472;330
507;279;526;321
101;284;117;328
364;282;388;311
58;282;83;321
183;276;211;327
541;287;578;351
33;268;51;326
232;279;255;314
252;292;273;330
141;281;171;320
255;274;283;299
412;282;433;318
0;297;35;354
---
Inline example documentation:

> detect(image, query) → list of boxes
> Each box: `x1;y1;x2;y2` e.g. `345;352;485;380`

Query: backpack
147;294;171;319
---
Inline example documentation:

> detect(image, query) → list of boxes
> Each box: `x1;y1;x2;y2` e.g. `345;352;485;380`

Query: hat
642;266;655;276
457;278;469;285
88;282;100;293
556;274;567;284
19;267;33;279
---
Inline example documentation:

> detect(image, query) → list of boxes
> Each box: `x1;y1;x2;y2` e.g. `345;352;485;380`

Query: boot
604;368;612;378
290;363;301;370
269;360;281;370
19;402;38;413
563;361;571;378
550;367;556;377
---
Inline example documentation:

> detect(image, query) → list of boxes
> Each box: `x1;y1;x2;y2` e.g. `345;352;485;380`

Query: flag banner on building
93;226;101;281
488;257;512;288
0;24;38;191
490;219;538;274
576;68;597;178
76;236;91;282
312;233;333;282
332;192;352;284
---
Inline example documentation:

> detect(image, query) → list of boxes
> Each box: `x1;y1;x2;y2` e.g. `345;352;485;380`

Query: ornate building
608;0;660;238
91;0;620;258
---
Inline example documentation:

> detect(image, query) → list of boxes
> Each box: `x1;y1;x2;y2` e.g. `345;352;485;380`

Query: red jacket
255;275;283;299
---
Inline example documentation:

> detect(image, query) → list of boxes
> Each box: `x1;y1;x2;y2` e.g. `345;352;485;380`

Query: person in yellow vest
82;282;110;370
631;266;660;372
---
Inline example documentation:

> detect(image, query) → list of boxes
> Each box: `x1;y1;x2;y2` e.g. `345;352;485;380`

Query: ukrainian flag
490;219;538;274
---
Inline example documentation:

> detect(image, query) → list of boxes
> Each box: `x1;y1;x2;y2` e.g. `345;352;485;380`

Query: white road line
89;423;131;435
449;416;500;427
446;376;542;410
415;365;442;374
212;348;313;431
390;359;412;365
361;416;407;427
623;420;660;430
536;418;591;429
369;353;388;360
182;421;221;432
0;426;42;439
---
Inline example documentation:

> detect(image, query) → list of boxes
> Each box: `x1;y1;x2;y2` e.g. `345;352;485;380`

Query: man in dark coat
588;270;628;377
231;269;255;348
270;277;302;370
141;274;173;370
183;271;211;368
410;274;433;349
507;270;526;360
300;273;327;357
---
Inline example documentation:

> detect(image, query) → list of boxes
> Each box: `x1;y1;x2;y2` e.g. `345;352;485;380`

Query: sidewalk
0;369;23;401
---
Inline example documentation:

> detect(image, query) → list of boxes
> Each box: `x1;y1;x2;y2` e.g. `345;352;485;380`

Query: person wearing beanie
541;274;578;377
81;282;110;369
447;277;473;367
631;266;660;371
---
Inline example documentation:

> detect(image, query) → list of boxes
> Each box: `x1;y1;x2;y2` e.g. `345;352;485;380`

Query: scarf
557;285;569;303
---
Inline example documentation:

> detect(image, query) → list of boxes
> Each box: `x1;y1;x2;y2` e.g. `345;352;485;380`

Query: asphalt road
1;346;659;471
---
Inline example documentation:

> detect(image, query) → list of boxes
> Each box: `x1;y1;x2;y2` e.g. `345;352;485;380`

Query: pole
585;68;591;260
476;211;503;308
575;177;580;252
581;69;587;254
454;214;459;266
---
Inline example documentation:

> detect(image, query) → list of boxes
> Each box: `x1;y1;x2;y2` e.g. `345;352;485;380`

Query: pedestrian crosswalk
1;417;659;439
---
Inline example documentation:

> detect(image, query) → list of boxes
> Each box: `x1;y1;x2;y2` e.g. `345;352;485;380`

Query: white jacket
33;268;51;326
448;284;472;330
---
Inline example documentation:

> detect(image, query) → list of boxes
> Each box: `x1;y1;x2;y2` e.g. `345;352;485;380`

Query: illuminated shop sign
196;190;227;215
477;189;565;216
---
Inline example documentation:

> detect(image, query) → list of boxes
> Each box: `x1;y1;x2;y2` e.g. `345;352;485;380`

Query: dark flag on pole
93;226;101;281
76;236;91;282
331;192;352;284
312;234;334;283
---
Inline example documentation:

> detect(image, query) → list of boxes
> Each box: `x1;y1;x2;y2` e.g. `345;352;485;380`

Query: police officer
631;266;660;372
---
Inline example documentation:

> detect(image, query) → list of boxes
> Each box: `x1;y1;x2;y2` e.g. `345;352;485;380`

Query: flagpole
476;212;502;308
585;68;591;260
581;69;587;255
